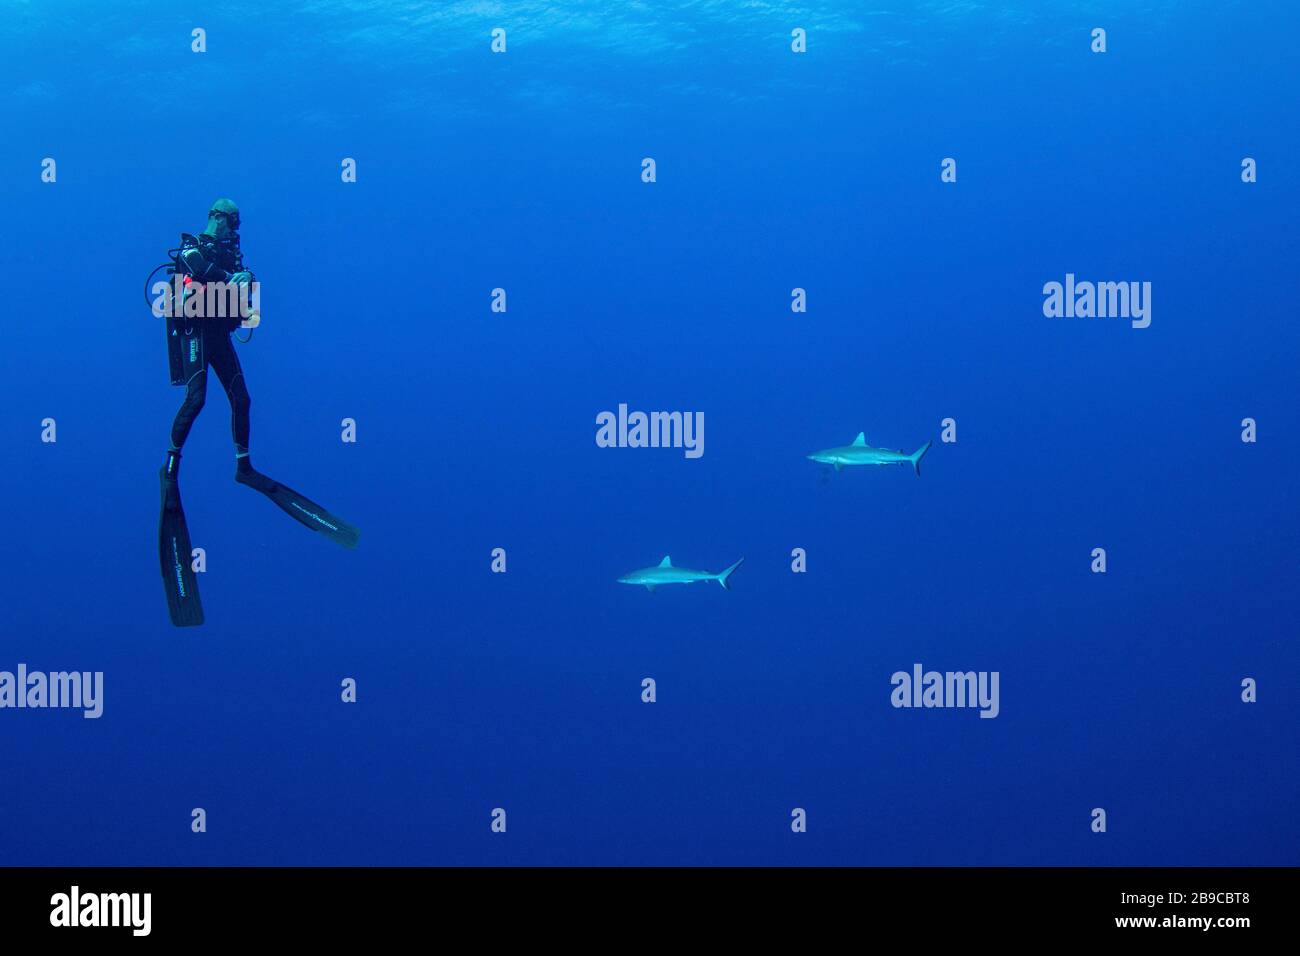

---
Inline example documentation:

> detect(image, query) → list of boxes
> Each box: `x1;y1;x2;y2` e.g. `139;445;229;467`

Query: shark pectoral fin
834;463;842;472
645;584;656;593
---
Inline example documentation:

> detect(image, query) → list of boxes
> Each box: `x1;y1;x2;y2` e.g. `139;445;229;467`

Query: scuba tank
144;233;257;386
143;237;202;387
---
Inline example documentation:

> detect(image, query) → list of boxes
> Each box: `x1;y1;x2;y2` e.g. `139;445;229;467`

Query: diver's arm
179;245;233;283
178;234;253;285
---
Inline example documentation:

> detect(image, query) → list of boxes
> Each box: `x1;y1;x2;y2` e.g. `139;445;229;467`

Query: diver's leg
207;331;251;472
169;367;208;454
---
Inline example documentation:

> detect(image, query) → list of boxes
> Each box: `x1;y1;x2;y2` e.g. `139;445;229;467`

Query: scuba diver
157;198;359;627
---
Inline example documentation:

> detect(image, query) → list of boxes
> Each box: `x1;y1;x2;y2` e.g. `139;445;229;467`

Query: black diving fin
236;463;359;550
159;453;204;627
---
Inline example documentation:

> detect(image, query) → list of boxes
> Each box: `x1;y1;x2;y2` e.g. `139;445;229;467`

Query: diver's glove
229;270;254;286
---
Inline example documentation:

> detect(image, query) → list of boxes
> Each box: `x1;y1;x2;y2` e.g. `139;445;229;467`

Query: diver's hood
202;197;241;238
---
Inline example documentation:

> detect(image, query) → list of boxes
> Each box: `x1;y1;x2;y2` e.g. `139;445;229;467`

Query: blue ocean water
1;1;1296;866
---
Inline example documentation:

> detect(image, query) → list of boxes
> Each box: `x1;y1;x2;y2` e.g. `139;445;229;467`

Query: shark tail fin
716;557;745;590
910;441;932;477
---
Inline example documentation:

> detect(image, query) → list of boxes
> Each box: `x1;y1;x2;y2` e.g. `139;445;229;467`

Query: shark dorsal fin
852;432;867;446
659;555;672;567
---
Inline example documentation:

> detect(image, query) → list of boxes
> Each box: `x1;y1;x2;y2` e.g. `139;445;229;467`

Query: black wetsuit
171;325;250;451
168;235;252;454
